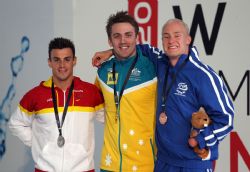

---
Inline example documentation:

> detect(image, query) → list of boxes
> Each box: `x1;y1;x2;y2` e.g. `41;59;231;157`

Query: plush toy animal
188;109;211;159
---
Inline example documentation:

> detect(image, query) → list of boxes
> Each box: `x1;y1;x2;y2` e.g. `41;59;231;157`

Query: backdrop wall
0;0;249;171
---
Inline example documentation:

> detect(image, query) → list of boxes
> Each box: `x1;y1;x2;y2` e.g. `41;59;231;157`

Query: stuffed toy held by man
188;108;212;159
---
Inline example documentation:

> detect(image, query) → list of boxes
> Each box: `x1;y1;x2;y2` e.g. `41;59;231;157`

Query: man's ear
48;58;52;68
73;56;77;66
186;35;192;45
136;35;139;44
108;39;113;47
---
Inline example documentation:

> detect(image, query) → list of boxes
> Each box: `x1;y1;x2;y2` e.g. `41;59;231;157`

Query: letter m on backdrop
128;0;158;47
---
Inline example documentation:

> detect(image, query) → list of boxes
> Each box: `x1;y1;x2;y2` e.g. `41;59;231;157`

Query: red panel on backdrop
128;0;158;47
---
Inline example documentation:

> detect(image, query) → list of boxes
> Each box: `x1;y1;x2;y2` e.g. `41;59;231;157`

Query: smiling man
139;19;234;172
9;37;104;172
95;11;157;172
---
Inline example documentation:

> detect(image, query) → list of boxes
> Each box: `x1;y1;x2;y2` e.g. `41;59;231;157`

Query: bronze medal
159;112;167;125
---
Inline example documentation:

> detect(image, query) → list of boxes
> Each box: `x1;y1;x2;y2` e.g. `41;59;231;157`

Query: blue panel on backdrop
0;36;30;159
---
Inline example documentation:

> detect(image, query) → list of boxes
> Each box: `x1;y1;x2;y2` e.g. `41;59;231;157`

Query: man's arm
196;69;234;160
92;49;113;68
8;105;33;147
93;81;105;123
92;44;163;68
137;44;163;64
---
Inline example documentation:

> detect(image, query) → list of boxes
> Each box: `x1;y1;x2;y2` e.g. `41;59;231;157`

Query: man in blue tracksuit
92;18;234;172
138;19;234;172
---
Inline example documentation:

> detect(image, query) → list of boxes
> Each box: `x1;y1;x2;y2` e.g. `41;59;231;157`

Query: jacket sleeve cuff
196;134;206;149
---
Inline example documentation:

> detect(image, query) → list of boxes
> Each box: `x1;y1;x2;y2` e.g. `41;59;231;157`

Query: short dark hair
106;11;139;39
48;37;75;58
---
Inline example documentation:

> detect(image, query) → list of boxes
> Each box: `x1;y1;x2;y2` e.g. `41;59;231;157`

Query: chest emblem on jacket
107;72;118;85
130;68;141;81
174;82;188;96
74;90;84;101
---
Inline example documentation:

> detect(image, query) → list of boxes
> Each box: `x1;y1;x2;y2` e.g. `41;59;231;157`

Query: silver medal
159;112;168;125
57;135;65;147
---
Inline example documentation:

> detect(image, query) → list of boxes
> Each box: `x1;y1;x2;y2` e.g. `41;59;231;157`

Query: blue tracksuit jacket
139;44;234;169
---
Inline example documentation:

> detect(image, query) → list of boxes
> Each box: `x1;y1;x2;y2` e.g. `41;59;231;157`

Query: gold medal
159;112;167;125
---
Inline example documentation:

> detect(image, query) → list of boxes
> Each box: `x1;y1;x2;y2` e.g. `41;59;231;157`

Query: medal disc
57;135;65;147
159;112;168;125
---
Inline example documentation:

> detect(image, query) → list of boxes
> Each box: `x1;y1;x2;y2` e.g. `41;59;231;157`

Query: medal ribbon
112;54;138;120
51;80;74;138
161;52;190;112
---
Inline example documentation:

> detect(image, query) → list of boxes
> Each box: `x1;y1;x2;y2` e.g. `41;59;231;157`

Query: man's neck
114;52;136;61
53;77;74;91
169;57;179;67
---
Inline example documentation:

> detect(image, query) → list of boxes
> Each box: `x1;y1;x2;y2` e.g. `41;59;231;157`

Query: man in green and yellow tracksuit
95;11;157;172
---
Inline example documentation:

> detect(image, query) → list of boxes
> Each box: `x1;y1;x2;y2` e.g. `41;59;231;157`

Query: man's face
108;22;138;60
48;48;76;83
162;21;191;60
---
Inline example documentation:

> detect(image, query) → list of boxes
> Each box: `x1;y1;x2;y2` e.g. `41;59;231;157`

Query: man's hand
188;137;198;147
194;147;209;159
92;49;113;68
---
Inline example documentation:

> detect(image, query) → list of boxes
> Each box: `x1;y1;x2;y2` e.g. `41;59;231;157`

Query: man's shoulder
28;81;47;92
74;76;99;91
97;58;114;74
20;81;48;101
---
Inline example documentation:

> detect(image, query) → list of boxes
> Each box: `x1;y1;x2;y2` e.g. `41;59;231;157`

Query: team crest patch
174;82;188;96
107;72;118;85
130;68;141;81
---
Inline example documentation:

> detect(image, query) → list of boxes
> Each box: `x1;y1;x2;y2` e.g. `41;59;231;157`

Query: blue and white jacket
139;44;234;169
